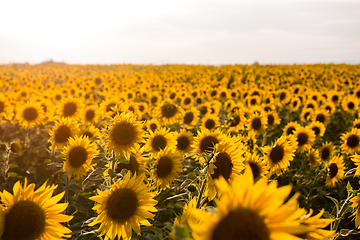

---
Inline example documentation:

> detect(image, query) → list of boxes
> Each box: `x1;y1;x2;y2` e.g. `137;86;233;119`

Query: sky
0;0;360;65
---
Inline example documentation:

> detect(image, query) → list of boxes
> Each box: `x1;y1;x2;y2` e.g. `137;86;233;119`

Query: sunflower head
106;111;144;157
307;149;321;166
294;126;316;153
192;128;226;162
0;179;73;240
49;117;79;149
90;172;158;240
341;128;360;154
16;101;45;127
326;155;345;187
145;127;177;158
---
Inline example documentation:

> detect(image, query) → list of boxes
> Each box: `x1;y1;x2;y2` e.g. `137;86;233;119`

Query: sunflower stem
196;175;206;209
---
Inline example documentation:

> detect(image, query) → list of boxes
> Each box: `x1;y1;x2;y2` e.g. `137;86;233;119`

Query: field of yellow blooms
1;63;360;240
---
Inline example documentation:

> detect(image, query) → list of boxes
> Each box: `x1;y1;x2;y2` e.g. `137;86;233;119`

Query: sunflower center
347;135;360;148
2;200;46;240
177;136;190;151
139;105;145;112
309;153;317;165
211;207;269;240
297;132;309;146
229;115;240;127
0;101;5;112
68;146;88;168
356;123;360;129
55;94;61;101
184;112;194;124
55;125;72;143
269;145;284;164
157;156;174;178
250;99;256;105
267;115;274;125
279;92;286;100
150;123;157;132
316;114;325;123
107;188;138;222
312;126;320;136
200;107;208;115
184;98;191;105
151;135;167;151
329;162;338;179
86;109;95;121
348;102;355;109
332;95;339;102
321;148;330;161
286;126;296;135
94;77;102;85
23;107;38;121
212;152;233;180
199;136;219;153
151;96;158;104
249;162;260;180
205;119;216;130
63;102;77;117
161;104;178;118
251;118;262;130
112;123;135;145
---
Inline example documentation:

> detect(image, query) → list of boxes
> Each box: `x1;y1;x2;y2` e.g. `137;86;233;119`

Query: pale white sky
0;0;359;65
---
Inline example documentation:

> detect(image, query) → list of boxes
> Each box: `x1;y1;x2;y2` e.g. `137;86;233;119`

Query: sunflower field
1;63;360;240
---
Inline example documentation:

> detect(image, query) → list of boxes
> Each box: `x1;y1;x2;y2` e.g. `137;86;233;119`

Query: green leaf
347;181;353;191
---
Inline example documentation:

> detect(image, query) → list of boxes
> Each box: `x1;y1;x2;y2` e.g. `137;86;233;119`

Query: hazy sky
1;0;359;65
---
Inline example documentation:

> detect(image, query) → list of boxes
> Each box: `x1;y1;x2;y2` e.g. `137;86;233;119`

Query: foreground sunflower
62;135;99;180
262;136;296;176
149;148;183;190
0;179;72;240
106;112;144;157
89;172;158;240
189;167;331;240
350;192;360;229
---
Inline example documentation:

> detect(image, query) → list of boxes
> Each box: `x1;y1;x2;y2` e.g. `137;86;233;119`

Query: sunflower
16;101;44;127
106;112;144;157
79;124;100;139
82;104;99;124
155;100;183;125
174;129;194;155
245;131;259;152
265;110;281;130
115;146;149;176
198;102;212;117
146;118;160;132
0;179;73;240
182;107;199;129
350;192;360;228
149;92;162;106
263;135;296;175
277;88;291;105
247;112;267;135
289;96;302;111
192;128;226;162
189;167;321;240
58;97;83;119
319;142;334;163
307;149;321;166
308;121;326;140
49;117;79;149
100;97;121;116
150;148;183;190
244;152;269;181
283;121;301;136
62;135;99;180
144;127;177;157
293;126;316;153
300;108;314;123
137;102;149;115
171;197;198;237
323;101;336;115
340;128;360;154
342;96;359;113
201;114;220;131
126;102;141;119
325;155;345;187
89;172;158;240
226;109;246;132
206;141;245;200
